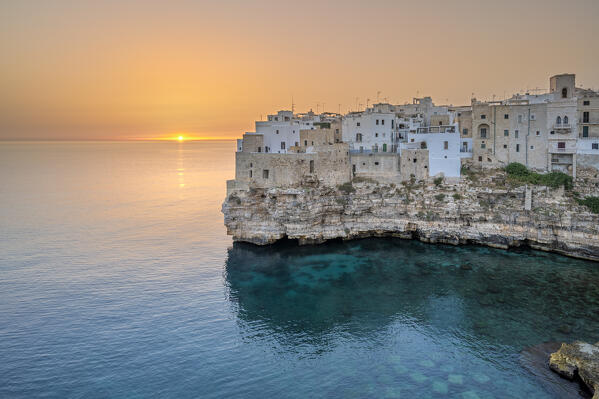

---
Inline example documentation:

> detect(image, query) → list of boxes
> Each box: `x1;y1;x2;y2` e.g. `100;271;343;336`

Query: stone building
471;74;581;177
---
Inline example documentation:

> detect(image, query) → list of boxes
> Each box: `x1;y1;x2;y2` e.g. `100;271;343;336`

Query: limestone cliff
222;169;599;261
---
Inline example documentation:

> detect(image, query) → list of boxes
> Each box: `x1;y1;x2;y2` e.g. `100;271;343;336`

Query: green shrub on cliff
434;193;445;201
576;196;599;214
505;162;528;177
337;182;355;194
433;176;444;186
505;162;572;190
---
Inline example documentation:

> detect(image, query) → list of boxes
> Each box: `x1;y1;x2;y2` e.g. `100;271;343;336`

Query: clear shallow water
1;141;598;398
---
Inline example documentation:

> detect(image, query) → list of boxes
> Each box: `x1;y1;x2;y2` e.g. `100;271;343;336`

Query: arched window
562;88;568;98
556;116;562;125
564;116;569;125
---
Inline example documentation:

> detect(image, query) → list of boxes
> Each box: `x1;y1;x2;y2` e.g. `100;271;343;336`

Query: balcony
460;148;472;153
553;123;572;132
549;141;576;154
415;125;456;134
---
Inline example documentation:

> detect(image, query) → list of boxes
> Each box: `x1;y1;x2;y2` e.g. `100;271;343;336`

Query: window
439;121;443;126
391;120;394;128
584;100;590;106
504;114;509;119
258;147;262;152
515;130;519;139
518;115;523;123
551;131;555;135
530;114;536;120
374;162;379;166
276;129;279;134
265;146;270;153
304;140;308;146
263;169;269;179
481;114;486;119
503;144;507;149
562;88;568;98
356;133;362;142
281;142;285;150
249;170;253;178
444;141;448;150
295;142;298;147
593;143;599;150
583;126;589;137
530;145;534;150
376;119;379;125
309;160;314;173
335;128;339;134
375;133;378;137
504;130;509;137
480;127;487;138
381;119;385;125
293;130;295;134
463;128;468;135
558;142;565;149
481;143;486;149
516;144;520;152
583;112;590;123
357;122;361;127
536;131;540;136
478;156;483;162
413;159;417;163
564;116;569;125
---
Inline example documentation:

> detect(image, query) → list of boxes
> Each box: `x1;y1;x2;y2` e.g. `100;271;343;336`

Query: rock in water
549;341;599;398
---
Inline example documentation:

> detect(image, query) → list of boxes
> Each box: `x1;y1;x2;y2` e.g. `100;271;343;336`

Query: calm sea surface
1;141;598;398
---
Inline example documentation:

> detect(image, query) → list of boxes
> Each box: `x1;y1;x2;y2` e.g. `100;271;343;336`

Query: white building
401;124;462;177
342;111;397;153
241;110;340;154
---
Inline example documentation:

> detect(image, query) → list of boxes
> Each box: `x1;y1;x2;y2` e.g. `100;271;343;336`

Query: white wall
405;130;461;177
342;112;396;152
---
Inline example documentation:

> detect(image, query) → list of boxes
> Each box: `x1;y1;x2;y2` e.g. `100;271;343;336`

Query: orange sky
1;0;599;141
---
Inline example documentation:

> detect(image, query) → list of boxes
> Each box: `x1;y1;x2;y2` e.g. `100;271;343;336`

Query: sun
177;135;184;142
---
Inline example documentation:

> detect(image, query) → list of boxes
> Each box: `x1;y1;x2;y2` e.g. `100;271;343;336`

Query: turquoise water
1;141;598;398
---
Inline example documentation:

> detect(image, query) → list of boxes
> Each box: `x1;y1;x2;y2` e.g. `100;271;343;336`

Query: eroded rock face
549;341;599;398
222;170;599;261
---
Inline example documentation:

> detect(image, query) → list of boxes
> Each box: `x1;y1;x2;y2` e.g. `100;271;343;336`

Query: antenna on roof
377;91;381;102
291;95;295;114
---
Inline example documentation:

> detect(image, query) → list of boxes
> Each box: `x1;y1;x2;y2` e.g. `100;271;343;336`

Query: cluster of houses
228;74;599;194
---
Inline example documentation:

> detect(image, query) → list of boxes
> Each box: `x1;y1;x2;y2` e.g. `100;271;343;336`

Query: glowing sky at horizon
2;0;599;140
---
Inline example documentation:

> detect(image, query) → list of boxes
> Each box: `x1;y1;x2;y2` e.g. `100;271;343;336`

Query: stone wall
229;143;351;195
350;153;401;183
399;149;429;181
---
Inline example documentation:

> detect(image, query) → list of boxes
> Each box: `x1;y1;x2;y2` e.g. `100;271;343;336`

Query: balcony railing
460;148;472;153
553;123;572;130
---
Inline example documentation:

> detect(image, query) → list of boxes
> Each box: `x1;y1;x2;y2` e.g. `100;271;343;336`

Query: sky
1;0;599;141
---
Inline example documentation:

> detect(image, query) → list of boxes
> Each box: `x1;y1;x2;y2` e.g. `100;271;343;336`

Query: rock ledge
549;341;599;398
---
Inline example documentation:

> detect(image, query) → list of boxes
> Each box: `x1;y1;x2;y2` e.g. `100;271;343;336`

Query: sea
1;141;598;398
